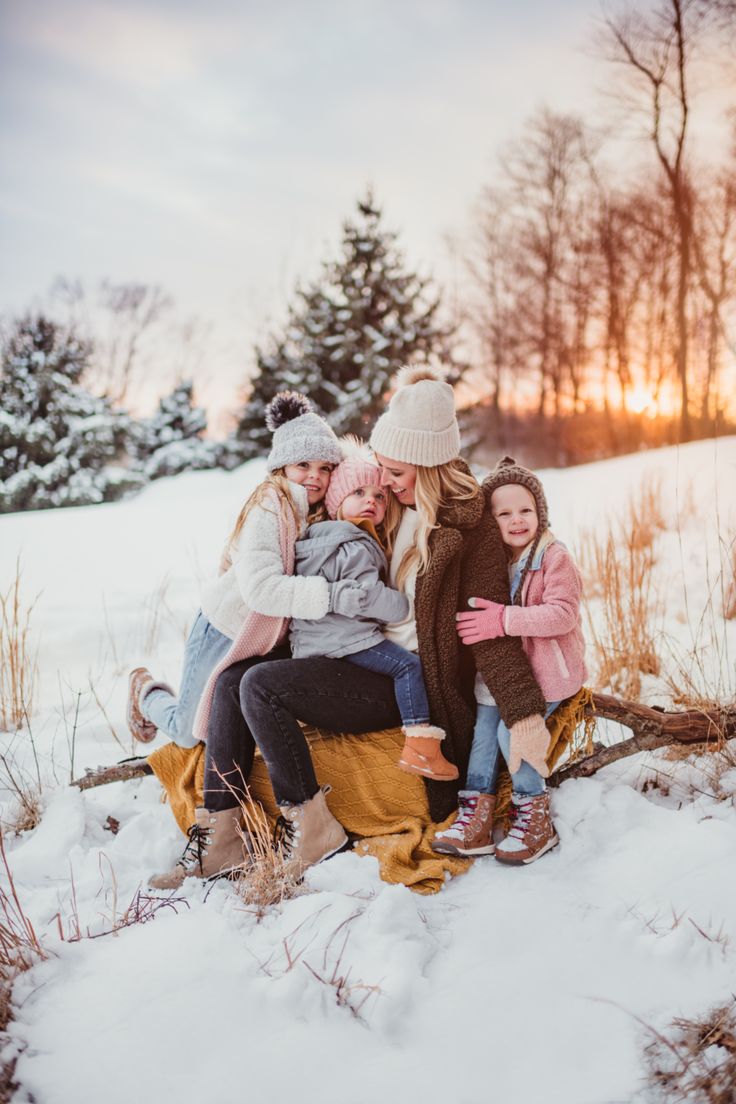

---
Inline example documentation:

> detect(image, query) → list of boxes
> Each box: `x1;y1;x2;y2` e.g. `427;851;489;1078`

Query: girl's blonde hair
383;459;480;588
225;469;326;557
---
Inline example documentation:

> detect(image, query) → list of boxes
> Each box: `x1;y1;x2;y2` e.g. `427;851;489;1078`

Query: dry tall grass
0;561;39;732
661;523;736;714
0;827;46;1097
643;999;736;1104
234;788;306;917
723;540;736;621
578;476;663;699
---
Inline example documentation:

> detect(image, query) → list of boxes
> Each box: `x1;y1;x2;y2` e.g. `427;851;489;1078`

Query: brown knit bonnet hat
483;456;550;604
483;455;550;531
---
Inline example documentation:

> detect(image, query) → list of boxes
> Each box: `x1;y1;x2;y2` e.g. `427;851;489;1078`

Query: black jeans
239;657;401;806
203;645;291;811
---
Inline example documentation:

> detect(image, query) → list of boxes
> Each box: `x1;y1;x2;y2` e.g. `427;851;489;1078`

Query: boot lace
506;797;534;841
178;822;210;871
274;815;296;856
441;795;477;839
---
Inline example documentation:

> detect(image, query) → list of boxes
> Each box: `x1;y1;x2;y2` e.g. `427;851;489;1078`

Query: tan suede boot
398;724;459;781
431;791;496;856
495;792;559;865
148;806;247;890
275;785;348;880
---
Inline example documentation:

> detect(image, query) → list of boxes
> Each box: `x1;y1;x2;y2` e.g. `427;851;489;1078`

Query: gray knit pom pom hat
370;365;461;467
483;455;550;531
265;391;342;472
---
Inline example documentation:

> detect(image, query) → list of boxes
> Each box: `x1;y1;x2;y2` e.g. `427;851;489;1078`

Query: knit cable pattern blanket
148;688;593;896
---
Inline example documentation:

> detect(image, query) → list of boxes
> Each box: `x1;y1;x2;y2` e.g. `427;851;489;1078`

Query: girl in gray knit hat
128;391;343;754
434;456;587;865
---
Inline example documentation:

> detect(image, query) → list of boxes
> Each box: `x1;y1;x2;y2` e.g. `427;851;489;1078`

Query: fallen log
550;692;735;786
72;757;152;790
70;693;735;792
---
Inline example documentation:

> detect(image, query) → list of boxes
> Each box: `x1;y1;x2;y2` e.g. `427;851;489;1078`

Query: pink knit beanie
325;442;381;519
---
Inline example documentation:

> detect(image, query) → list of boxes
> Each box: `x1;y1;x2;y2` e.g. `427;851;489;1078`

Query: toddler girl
433;455;586;864
127;391;347;750
290;441;458;782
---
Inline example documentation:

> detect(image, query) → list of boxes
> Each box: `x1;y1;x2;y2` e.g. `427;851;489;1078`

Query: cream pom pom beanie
369;365;461;467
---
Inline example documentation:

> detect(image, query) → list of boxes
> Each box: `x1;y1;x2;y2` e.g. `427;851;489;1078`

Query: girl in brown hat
432;457;586;865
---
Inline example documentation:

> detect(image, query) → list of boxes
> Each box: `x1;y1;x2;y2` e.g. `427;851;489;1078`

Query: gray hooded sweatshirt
290;520;410;660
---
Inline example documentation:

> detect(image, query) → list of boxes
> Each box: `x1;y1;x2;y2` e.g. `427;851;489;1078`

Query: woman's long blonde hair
224;468;327;562
383;459;480;588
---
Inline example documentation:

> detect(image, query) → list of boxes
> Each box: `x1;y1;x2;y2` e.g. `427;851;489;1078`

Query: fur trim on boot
398;724;459;782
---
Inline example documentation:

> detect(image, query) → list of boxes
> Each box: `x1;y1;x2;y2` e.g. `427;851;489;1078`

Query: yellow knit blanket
147;688;594;896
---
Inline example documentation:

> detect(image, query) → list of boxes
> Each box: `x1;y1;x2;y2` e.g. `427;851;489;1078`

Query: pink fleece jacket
503;541;587;702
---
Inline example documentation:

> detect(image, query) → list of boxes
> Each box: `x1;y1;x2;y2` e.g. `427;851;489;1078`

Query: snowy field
1;438;735;1104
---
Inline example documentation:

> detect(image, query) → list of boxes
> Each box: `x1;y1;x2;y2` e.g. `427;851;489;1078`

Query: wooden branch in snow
69;693;736;793
71;758;152;790
549;692;735;786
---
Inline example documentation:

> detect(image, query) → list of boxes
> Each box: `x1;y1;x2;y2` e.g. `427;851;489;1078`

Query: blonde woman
199;367;550;881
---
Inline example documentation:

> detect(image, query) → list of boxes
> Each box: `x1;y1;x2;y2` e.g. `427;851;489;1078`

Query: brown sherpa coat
415;477;546;821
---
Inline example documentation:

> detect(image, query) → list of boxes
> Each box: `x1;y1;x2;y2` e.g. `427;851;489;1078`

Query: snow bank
1;439;735;1103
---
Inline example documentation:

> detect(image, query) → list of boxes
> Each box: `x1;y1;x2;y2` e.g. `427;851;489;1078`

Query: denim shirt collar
509;530;556;600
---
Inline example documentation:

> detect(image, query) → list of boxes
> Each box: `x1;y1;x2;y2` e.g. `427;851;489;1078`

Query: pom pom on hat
265;391;313;432
265;390;342;472
392;364;447;389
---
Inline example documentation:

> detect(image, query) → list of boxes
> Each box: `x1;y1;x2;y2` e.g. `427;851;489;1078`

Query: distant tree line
1;0;734;511
461;0;736;461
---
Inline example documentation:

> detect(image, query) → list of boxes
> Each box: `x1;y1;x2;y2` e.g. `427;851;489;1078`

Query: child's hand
455;598;505;644
328;580;367;617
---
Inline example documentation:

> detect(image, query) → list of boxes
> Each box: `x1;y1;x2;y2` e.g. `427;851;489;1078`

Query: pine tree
234;192;454;454
0;315;141;513
131;379;220;479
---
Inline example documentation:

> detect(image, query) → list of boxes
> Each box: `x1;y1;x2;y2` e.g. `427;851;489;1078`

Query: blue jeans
345;640;430;727
466;700;561;797
141;610;232;748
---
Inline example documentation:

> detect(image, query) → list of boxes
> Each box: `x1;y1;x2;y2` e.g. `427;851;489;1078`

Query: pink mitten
508;714;551;778
455;598;505;644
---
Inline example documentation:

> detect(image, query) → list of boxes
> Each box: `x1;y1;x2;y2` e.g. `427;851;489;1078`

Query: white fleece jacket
200;483;330;639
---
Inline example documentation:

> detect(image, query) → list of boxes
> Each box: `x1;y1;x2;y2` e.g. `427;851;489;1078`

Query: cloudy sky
0;0;730;424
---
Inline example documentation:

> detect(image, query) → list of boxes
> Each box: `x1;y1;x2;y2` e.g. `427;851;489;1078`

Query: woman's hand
455;597;506;644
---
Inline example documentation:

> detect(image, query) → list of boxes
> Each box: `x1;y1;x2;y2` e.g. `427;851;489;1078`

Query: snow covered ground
1;438;735;1104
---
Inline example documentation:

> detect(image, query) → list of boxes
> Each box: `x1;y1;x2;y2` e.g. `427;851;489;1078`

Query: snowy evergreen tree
0;315;142;513
131;380;222;479
234;192;455;455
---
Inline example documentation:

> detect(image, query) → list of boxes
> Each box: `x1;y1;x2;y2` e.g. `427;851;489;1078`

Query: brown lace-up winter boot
398;724;459;781
431;791;496;856
494;791;559;865
148;807;247;890
275;785;348;880
127;667;157;743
